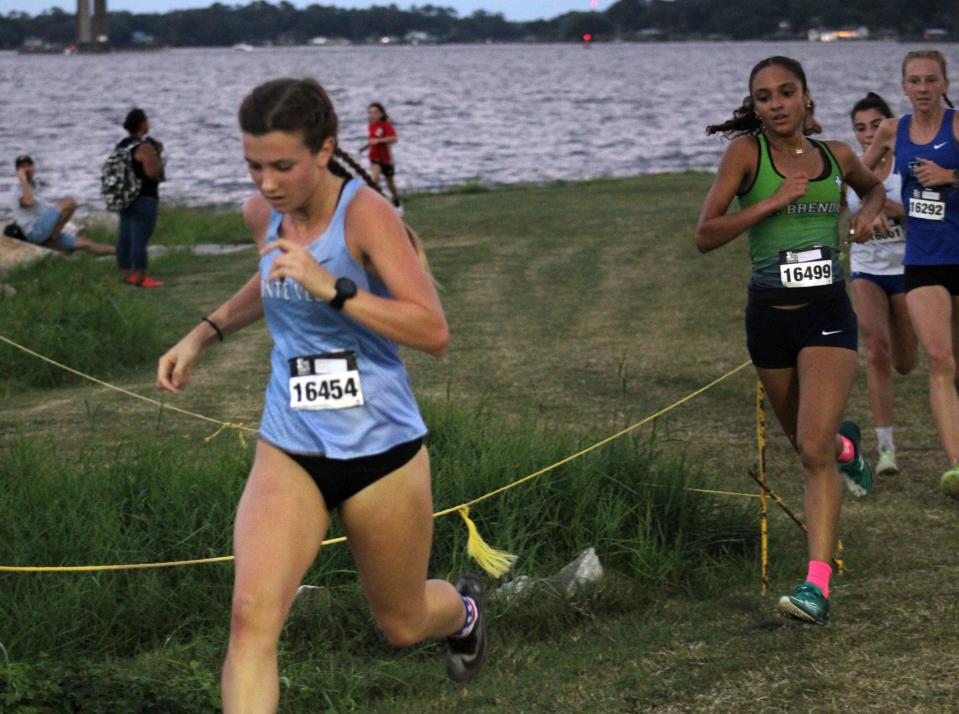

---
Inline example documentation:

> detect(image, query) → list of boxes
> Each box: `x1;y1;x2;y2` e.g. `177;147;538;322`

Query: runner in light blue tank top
258;177;427;459
157;78;489;704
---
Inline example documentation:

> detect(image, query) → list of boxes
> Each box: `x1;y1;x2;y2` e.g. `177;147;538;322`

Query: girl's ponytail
331;147;431;273
706;95;763;138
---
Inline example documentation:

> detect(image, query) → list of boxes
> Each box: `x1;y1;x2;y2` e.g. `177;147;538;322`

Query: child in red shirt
360;102;402;212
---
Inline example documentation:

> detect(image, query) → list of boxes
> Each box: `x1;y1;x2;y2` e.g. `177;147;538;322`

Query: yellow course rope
0;332;757;574
0;334;256;444
432;360;753;517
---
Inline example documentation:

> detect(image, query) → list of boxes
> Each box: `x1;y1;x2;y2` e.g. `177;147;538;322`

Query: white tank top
846;161;905;276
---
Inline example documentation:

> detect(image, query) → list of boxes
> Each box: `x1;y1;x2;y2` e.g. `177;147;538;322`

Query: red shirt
368;120;396;164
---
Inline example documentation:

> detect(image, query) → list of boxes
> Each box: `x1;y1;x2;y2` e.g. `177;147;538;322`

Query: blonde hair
902;50;954;108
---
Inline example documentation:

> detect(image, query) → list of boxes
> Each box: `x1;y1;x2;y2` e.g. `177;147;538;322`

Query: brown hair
706;56;822;138
239;78;429;270
369;102;389;121
850;91;894;121
901;50;954;108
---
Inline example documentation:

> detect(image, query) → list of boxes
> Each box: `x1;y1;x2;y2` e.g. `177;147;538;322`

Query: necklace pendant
795;147;804;155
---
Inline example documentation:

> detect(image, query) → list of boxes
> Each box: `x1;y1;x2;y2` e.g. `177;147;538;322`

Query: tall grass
85;205;249;248
0;398;756;710
0;258;174;389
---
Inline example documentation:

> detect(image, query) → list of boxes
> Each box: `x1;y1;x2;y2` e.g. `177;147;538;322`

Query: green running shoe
777;581;830;625
941;464;959;500
876;447;898;476
838;421;873;497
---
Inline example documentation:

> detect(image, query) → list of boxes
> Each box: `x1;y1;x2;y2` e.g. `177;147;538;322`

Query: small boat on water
232;43;255;52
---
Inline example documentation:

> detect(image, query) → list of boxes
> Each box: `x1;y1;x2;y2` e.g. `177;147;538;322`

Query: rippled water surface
0;42;956;212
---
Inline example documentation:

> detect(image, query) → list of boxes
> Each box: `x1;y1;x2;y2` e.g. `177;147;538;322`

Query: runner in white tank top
846;92;917;477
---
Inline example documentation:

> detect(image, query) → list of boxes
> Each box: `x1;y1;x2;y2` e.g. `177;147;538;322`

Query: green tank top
738;134;845;303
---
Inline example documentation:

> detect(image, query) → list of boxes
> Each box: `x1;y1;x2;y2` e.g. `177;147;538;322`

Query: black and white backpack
100;142;142;211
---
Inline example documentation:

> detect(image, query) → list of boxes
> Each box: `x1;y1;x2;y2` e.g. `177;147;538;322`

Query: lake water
0;41;956;215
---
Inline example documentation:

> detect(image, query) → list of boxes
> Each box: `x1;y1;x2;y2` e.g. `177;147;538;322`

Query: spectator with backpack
9;154;114;255
112;108;165;288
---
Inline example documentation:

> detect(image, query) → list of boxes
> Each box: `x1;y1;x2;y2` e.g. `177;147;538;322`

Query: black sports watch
329;277;357;311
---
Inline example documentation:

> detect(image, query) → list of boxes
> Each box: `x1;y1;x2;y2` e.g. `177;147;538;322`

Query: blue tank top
258;179;427;458
895;108;959;265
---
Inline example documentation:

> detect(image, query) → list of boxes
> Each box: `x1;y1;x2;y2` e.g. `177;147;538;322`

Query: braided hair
706;56;822;139
238;77;428;268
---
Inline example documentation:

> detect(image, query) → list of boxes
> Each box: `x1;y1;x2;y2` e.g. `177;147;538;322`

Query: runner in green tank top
696;57;887;626
741;133;847;294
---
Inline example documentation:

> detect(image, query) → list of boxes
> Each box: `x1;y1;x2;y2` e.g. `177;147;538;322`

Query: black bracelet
201;316;224;342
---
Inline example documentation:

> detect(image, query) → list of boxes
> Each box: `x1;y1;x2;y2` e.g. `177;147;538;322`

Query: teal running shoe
777;581;830;625
838;420;873;497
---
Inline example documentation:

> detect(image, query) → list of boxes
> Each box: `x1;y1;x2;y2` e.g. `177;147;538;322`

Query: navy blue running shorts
849;272;906;296
745;294;858;369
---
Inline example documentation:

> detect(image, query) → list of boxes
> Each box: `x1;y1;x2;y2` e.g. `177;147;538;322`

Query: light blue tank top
258;179;427;458
895;108;959;265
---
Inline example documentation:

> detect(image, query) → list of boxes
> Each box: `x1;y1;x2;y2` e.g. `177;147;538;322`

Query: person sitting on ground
10;155;114;255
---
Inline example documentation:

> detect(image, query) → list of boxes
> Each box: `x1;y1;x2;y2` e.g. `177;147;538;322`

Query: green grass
0;258;175;391
0;404;755;710
0;405;755;653
1;174;957;712
85;204;249;248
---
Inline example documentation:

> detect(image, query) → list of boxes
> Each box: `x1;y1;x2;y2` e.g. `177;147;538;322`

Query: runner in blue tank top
863;50;959;494
157;78;486;711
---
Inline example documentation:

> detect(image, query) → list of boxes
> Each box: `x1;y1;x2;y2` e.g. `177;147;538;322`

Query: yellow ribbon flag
457;506;517;577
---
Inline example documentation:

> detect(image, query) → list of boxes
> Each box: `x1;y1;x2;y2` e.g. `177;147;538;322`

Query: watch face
336;277;357;298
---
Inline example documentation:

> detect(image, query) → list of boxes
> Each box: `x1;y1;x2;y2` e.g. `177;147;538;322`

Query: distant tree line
607;0;955;41
0;0;955;49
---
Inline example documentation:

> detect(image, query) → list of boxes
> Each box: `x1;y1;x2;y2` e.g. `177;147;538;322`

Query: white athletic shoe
876;448;898;476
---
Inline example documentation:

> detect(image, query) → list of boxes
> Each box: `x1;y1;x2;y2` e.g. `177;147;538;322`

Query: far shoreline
1;171;719;227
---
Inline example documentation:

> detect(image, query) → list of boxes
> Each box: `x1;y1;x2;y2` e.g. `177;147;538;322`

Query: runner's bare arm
696;136;806;253
156;196;269;393
833;141;887;241
342;189;447;356
861;117;897;171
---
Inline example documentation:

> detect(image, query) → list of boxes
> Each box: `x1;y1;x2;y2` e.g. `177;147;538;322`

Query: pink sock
805;560;832;599
837;435;855;463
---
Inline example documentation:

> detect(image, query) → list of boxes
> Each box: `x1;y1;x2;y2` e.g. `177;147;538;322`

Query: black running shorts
745;294;858;369
371;160;395;178
904;264;959;296
284;437;423;510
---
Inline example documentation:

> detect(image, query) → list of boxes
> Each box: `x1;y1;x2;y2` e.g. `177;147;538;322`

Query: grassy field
2;174;959;712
